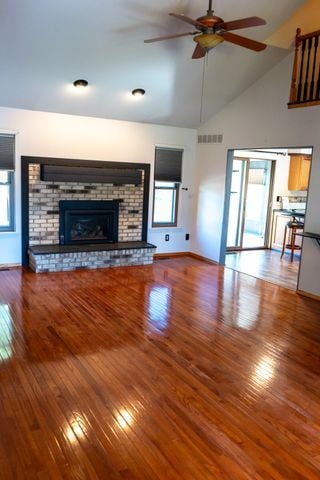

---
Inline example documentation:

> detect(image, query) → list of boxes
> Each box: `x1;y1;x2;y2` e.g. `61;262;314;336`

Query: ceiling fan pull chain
200;54;207;123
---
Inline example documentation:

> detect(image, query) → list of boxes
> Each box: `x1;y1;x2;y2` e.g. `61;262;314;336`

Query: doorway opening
222;147;313;291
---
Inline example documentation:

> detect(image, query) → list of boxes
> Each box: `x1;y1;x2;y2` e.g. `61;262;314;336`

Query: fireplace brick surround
28;164;143;245
22;157;155;272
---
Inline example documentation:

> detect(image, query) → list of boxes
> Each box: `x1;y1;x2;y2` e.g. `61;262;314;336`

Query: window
152;147;183;227
153;181;179;225
0;135;15;232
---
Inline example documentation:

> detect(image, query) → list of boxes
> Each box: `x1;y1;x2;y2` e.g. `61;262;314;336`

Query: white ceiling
0;0;305;128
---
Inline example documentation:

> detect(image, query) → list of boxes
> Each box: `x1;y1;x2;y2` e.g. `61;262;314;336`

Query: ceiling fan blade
221;16;266;31
144;32;196;43
221;31;267;51
169;13;205;29
192;44;206;59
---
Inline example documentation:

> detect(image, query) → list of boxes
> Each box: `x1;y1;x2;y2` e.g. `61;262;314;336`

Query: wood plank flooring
0;258;320;479
225;249;300;290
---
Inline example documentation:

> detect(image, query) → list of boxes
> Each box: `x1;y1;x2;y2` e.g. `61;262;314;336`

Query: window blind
154;148;183;183
0;135;15;171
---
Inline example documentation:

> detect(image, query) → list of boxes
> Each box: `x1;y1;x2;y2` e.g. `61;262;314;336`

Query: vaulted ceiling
0;0;308;128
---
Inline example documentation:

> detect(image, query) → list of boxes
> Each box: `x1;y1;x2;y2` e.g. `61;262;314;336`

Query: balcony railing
288;28;320;109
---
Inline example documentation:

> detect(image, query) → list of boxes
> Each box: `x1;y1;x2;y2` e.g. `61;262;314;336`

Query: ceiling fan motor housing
196;15;223;31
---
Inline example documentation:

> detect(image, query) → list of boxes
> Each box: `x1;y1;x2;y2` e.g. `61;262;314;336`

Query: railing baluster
288;28;320;108
303;37;313;101
316;62;320;100
289;28;301;104
297;39;306;101
310;36;318;100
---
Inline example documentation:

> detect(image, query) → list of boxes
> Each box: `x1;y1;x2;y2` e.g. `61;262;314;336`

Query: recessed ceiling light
73;79;88;88
131;88;145;97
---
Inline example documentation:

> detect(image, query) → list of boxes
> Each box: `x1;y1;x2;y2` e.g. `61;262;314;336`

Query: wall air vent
197;134;223;144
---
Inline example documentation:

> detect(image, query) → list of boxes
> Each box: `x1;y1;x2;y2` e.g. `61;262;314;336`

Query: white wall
0;107;197;265
195;53;320;297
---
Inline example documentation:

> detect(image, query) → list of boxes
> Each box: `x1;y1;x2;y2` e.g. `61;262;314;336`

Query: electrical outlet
185;233;190;241
165;234;169;241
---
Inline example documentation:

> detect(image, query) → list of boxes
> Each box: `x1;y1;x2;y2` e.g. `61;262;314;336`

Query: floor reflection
222;268;261;330
64;413;88;444
251;354;277;390
0;304;13;362
115;407;135;431
147;285;171;335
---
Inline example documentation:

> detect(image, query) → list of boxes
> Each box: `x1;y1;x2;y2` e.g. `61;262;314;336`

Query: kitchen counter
295;231;320;247
273;208;305;218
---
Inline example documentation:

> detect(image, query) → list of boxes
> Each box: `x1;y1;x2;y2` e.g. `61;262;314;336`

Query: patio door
227;158;274;250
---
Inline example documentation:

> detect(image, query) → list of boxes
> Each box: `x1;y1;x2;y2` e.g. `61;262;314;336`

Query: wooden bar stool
281;220;304;261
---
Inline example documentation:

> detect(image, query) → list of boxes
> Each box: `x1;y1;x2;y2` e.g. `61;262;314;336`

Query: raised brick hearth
28;242;156;273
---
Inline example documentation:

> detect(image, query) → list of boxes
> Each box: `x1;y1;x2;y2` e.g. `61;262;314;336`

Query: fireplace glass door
59;200;119;245
69;212;111;243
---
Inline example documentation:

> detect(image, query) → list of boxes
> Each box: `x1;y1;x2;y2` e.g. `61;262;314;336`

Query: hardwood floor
225;249;300;290
1;258;320;479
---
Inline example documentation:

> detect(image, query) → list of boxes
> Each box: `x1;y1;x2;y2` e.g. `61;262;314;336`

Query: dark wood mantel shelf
295;231;320;247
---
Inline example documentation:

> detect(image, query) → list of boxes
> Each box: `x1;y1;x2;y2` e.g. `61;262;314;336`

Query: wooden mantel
288;28;320;109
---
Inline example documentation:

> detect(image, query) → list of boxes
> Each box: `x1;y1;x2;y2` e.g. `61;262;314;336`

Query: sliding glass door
227;158;274;251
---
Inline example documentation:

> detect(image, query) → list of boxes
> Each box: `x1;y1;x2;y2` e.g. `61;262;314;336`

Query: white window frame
0;170;15;232
152;181;180;227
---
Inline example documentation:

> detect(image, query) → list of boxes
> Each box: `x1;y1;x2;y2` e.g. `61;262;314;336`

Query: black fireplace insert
59;200;119;245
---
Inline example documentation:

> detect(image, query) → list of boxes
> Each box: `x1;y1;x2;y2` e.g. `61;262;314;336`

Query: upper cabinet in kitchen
288;154;311;191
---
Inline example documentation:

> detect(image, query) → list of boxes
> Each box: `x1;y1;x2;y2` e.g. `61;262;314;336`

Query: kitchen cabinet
288;154;311;191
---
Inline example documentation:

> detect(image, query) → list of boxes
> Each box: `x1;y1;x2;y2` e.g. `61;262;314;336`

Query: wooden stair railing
288;28;320;109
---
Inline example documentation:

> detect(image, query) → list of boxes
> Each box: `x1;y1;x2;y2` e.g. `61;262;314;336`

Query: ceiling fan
144;0;267;59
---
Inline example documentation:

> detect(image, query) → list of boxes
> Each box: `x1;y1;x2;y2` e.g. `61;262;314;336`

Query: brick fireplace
21;157;155;272
28;164;144;245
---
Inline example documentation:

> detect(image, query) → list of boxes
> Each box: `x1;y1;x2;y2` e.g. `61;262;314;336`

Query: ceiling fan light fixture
131;88;146;98
73;79;88;89
194;33;224;49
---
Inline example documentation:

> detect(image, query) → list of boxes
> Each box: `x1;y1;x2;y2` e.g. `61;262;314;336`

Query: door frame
219;149;234;265
219;146;313;267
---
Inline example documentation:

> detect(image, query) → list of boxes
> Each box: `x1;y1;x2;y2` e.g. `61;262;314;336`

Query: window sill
149;227;184;233
0;230;18;235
